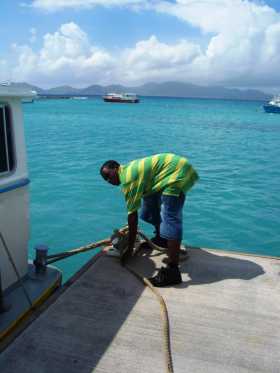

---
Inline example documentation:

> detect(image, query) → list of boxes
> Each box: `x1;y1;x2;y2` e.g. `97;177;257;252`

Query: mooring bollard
33;244;49;273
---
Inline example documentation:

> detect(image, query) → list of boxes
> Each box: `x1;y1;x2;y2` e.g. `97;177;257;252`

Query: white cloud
119;35;202;83
11;23;115;87
10;23;204;87
153;0;280;87
28;0;148;12
41;23;91;60
155;0;278;34
9;1;280;89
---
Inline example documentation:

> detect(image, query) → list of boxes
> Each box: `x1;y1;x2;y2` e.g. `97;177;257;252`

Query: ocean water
23;97;280;280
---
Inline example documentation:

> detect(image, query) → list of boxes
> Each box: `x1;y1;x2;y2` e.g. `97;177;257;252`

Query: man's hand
120;211;138;266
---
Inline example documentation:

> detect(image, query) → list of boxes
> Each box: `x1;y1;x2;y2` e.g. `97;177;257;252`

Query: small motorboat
103;93;139;103
263;95;280;113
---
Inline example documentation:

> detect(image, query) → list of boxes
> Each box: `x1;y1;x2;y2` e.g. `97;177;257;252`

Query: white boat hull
0;97;30;291
0;185;29;290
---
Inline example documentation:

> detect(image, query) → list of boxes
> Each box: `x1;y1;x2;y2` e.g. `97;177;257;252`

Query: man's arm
128;210;138;250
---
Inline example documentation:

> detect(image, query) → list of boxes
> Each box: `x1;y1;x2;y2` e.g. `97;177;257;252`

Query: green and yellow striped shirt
119;153;199;214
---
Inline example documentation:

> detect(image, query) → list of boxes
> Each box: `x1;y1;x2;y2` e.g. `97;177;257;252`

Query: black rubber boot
149;265;182;287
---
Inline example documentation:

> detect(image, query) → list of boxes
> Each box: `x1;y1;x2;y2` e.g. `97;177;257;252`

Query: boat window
0;104;15;175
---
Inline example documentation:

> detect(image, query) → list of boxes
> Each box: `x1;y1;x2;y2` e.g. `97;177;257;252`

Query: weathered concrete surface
0;247;279;373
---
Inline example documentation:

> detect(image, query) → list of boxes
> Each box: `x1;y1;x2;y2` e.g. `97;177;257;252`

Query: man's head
100;160;120;185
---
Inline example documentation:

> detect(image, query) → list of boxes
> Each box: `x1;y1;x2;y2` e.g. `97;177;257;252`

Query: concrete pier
0;246;279;372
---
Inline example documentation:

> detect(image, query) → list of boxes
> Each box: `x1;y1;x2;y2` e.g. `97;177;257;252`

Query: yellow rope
125;265;174;373
114;228;174;373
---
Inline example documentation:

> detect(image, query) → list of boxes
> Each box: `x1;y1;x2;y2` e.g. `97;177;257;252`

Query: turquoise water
23;97;280;280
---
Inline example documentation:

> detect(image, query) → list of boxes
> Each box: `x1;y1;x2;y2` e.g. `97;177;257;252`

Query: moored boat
103;92;139;103
0;85;62;343
263;95;280;113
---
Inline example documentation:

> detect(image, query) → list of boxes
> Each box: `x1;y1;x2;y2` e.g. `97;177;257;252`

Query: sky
1;0;280;91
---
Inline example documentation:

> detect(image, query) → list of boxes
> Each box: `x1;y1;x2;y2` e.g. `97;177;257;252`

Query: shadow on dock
130;247;265;288
179;248;265;287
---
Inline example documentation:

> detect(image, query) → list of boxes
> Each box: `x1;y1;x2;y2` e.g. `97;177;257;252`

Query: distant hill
45;85;81;95
10;82;44;94
134;82;270;101
11;81;271;101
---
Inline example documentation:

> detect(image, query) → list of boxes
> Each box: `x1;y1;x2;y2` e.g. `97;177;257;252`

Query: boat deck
0;246;279;372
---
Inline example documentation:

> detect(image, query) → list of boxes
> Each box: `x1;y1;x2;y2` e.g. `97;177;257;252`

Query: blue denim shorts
140;192;186;241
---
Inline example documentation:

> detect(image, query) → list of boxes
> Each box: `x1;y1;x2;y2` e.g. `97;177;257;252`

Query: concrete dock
0;246;279;372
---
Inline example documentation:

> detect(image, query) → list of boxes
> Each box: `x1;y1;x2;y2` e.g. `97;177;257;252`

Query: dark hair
100;160;120;179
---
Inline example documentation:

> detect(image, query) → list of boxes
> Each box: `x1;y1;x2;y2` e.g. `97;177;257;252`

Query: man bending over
100;153;199;287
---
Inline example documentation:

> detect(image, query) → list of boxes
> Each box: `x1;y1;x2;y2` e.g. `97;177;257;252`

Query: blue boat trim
263;104;280;113
0;178;30;194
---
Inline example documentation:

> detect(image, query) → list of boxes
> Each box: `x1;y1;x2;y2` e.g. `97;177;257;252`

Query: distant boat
72;96;88;100
263;95;280;113
22;98;34;104
22;90;37;103
103;93;139;103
